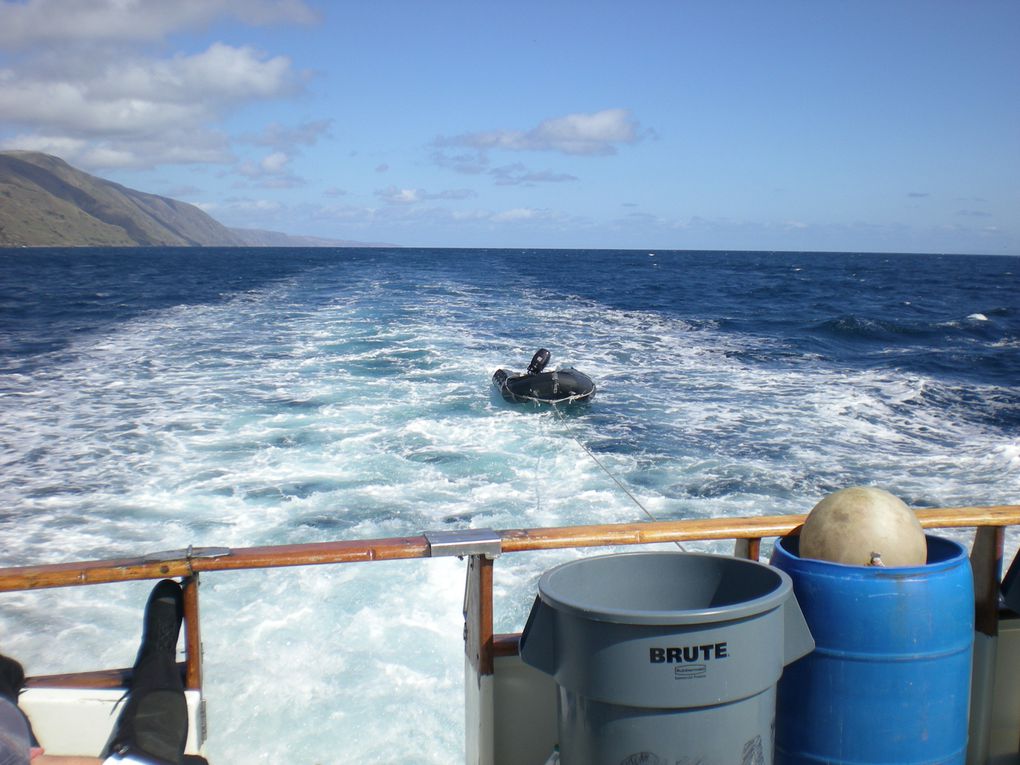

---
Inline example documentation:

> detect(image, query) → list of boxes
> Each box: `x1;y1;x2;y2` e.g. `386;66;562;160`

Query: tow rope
552;405;686;551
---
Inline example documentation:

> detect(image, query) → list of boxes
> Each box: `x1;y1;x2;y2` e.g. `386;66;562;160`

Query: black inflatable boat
492;349;596;405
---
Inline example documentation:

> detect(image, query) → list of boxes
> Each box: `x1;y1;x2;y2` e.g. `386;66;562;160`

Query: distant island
0;150;390;248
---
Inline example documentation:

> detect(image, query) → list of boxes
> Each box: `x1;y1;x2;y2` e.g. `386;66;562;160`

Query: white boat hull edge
19;687;206;758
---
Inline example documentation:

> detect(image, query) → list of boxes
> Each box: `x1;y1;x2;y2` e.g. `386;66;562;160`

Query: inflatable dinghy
492;349;596;405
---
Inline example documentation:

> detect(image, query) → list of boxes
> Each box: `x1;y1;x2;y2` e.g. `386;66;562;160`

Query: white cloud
527;110;640;154
2;129;232;169
0;44;297;130
261;152;290;174
1;134;87;157
219;198;285;214
0;42;300;169
232;123;332;187
377;187;422;205
431;150;488;175
433;151;579;185
1;74;200;135
180;43;297;100
436;109;645;156
0;0;316;173
450;209;492;222
435;189;476;201
491;208;543;222
375;186;477;205
236;151;305;188
245;120;332;150
0;0;318;47
490;163;577;186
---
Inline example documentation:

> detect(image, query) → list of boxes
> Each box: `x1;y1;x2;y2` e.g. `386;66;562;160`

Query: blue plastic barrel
771;535;973;764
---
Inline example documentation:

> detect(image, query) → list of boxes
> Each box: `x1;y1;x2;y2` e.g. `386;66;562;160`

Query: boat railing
1;504;1019;761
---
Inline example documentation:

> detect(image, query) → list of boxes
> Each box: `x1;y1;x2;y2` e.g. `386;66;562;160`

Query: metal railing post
464;554;495;765
967;525;1005;765
182;574;203;690
734;537;762;561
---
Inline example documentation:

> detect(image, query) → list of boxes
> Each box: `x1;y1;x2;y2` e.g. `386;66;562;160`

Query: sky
1;0;1018;253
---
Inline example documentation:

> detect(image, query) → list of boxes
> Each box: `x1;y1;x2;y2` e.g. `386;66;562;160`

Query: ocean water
1;247;1018;762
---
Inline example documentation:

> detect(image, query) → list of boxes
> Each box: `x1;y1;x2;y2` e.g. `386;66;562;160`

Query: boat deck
1;505;1018;762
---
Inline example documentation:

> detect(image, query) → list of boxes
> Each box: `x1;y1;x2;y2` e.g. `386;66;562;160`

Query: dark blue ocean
1;248;1018;762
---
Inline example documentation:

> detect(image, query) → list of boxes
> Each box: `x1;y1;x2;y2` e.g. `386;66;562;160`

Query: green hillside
0;151;245;247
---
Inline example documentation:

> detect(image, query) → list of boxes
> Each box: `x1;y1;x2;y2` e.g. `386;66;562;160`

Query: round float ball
799;487;927;566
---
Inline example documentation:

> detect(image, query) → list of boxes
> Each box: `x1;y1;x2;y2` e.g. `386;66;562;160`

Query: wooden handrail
1;505;1017;593
25;664;188;690
498;505;1020;552
0;535;430;592
7;505;1019;695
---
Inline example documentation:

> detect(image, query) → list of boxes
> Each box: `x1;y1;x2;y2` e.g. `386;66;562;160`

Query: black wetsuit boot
108;579;189;765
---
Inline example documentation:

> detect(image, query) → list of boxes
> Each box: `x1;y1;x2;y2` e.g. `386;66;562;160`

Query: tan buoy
799;487;927;566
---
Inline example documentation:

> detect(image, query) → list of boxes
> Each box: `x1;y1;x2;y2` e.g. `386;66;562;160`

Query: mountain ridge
0;151;389;248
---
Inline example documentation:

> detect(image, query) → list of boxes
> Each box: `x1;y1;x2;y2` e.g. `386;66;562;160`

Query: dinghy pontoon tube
492;349;596;405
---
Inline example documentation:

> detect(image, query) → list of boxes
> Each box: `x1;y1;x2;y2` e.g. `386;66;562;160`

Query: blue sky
1;1;1017;253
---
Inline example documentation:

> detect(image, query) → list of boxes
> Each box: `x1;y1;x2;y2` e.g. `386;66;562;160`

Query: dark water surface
1;247;1017;762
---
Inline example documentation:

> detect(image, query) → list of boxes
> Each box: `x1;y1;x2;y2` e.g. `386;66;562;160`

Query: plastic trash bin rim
536;550;795;626
774;535;968;578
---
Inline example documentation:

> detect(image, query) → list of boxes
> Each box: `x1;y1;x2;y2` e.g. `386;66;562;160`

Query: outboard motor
527;348;551;375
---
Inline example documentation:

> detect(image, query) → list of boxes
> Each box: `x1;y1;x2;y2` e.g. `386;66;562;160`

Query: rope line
552;405;685;551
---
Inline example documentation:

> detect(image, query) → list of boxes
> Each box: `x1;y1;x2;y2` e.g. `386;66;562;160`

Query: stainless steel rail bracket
424;529;502;559
142;546;233;562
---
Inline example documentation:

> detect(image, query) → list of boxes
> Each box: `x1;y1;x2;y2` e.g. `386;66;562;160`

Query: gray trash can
520;551;814;765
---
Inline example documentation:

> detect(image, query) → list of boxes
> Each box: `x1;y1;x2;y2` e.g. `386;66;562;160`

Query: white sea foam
1;262;1017;763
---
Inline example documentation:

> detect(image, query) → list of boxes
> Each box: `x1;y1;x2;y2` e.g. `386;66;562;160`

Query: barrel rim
774;534;968;575
536;550;794;625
